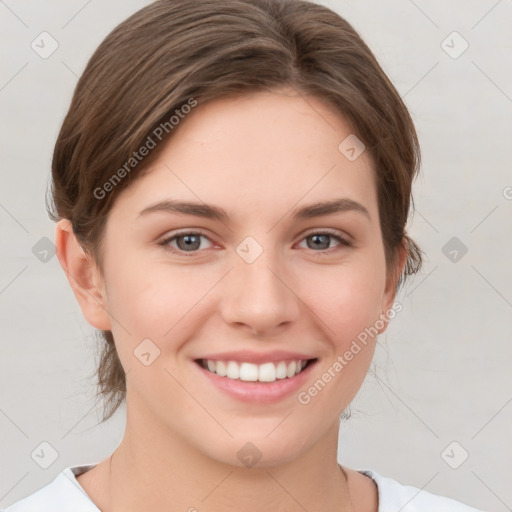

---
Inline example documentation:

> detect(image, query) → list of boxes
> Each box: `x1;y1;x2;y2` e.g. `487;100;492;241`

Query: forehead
110;88;378;225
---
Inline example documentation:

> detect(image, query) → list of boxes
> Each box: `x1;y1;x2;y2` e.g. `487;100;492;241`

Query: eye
159;231;214;254
159;229;352;256
297;230;352;253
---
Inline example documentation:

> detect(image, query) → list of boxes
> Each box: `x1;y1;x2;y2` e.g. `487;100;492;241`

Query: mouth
195;357;317;383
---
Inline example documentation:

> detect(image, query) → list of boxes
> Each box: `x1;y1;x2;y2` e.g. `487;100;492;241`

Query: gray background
1;0;511;510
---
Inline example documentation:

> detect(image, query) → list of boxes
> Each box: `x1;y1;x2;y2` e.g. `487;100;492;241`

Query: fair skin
56;87;406;512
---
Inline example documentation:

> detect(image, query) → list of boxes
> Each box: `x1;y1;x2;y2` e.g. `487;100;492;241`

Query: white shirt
1;464;484;512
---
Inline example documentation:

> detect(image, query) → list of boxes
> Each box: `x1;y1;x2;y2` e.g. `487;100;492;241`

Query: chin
199;428;318;470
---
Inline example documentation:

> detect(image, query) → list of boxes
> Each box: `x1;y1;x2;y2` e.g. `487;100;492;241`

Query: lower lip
195;361;317;404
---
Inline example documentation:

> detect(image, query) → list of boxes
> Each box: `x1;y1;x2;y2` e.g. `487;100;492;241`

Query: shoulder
1;465;100;512
361;470;485;512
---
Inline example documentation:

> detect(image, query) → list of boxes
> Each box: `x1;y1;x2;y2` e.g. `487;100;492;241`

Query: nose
220;249;301;336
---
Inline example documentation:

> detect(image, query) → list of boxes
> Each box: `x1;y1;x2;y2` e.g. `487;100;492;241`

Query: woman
2;0;483;510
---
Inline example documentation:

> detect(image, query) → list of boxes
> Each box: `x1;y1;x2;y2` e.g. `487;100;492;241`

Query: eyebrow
138;198;371;222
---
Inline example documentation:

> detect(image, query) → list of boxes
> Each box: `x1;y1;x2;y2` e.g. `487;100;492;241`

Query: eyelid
159;228;211;240
300;227;351;242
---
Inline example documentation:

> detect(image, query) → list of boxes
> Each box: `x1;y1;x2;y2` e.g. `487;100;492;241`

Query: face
76;87;401;467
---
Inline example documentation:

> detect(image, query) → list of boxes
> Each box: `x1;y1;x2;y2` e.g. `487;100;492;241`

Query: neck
107;407;353;512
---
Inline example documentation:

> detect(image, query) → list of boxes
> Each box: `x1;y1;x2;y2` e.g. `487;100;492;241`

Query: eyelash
158;229;352;256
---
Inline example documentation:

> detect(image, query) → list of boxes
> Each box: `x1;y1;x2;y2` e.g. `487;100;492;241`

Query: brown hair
48;0;423;423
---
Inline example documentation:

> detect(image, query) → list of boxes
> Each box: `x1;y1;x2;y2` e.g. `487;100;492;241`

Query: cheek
295;265;385;414
103;257;215;351
304;259;387;344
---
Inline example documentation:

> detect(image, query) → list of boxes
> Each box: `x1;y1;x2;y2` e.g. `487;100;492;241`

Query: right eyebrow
138;200;229;223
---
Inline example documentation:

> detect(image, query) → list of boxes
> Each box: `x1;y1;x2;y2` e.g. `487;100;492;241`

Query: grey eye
306;234;333;250
175;234;203;251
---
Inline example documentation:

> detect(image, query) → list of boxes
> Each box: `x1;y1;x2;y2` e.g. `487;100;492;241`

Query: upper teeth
202;359;308;382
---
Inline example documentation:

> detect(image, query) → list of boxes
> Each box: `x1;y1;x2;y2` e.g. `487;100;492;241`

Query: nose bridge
221;237;299;333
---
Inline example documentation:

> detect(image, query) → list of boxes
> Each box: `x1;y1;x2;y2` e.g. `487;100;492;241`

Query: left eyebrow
292;198;371;221
137;197;371;223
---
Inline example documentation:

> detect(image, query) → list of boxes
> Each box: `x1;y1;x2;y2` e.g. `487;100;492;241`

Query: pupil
310;234;329;250
179;234;200;251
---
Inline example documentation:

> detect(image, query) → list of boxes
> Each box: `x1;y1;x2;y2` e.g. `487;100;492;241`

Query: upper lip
195;350;317;365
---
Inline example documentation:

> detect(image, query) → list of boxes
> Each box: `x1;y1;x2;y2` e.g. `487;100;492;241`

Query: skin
56;86;406;512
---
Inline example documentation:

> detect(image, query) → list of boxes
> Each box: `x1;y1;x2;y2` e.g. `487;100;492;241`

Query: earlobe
55;219;112;331
378;241;408;334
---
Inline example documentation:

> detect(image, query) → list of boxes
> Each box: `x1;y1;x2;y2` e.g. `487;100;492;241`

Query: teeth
226;361;239;379
258;362;276;382
286;361;297;378
200;359;310;382
276;361;287;379
216;361;227;377
240;362;259;381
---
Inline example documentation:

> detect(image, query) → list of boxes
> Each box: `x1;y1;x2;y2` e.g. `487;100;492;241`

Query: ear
55;219;112;331
378;240;407;334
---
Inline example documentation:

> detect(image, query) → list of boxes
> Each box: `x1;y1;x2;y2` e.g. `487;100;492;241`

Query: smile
196;358;316;383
